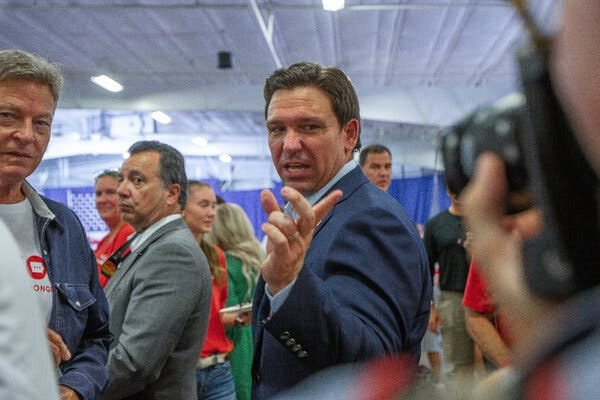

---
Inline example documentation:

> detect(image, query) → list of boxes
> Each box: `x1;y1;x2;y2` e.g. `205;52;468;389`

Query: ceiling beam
0;2;511;11
247;0;283;69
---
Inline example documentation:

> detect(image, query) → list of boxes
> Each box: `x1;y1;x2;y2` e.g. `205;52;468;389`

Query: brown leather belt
197;353;230;369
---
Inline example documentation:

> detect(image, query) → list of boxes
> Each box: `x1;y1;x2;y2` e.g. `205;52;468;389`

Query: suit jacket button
291;344;302;352
285;338;296;346
280;331;291;340
297;350;308;358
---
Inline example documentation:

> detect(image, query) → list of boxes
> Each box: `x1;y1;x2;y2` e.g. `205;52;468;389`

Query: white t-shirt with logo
0;198;53;324
0;218;59;399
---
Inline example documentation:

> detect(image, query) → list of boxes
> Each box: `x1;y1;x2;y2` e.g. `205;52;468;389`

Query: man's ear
342;118;359;153
166;183;181;206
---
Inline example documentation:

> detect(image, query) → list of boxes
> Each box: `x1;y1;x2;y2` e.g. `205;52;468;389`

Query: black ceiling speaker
218;51;232;69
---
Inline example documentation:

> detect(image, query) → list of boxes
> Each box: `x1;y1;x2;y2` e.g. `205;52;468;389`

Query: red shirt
462;259;513;347
94;223;135;288
200;246;234;357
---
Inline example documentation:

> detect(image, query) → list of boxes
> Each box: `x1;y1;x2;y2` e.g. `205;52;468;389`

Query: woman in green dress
210;203;265;400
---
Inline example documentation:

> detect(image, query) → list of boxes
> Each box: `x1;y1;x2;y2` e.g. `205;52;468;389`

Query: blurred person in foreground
359;143;392;192
254;61;431;399
463;1;600;398
0;49;110;400
183;180;237;400
102;141;211;399
93;170;134;288
210;202;265;400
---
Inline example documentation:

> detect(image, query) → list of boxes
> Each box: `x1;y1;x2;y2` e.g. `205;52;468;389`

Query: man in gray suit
102;140;211;400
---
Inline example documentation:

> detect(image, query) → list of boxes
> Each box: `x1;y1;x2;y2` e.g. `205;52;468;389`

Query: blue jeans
196;361;237;400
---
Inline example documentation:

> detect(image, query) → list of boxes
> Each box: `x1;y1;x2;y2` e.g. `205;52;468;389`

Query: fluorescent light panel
192;136;208;146
322;0;344;11
151;111;172;124
91;74;123;93
219;154;232;163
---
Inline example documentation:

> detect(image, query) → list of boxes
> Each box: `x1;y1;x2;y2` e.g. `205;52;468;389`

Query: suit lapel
312;166;366;238
104;218;185;296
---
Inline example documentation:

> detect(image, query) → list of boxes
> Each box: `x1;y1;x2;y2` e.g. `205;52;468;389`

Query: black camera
440;93;533;214
440;43;600;300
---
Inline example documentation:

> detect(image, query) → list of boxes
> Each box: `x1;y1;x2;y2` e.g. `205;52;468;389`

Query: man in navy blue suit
253;61;432;399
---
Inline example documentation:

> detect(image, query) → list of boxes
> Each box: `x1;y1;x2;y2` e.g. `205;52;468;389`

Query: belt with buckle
198;353;229;369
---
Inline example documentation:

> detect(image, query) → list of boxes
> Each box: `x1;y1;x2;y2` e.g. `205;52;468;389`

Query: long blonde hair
209;203;264;297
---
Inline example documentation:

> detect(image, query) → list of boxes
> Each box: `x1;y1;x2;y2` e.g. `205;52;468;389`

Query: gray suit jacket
102;218;211;400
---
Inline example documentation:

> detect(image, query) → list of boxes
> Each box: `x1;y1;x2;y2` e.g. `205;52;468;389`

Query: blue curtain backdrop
42;173;450;241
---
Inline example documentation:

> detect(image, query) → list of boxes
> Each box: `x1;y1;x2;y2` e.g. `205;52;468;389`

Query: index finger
464;154;506;228
280;186;313;237
463;154;510;260
312;189;342;224
260;189;281;216
281;186;342;237
466;153;507;216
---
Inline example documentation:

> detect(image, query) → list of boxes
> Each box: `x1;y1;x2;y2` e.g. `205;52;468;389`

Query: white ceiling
0;0;561;189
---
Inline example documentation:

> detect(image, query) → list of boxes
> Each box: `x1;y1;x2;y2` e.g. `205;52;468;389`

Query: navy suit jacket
252;166;431;399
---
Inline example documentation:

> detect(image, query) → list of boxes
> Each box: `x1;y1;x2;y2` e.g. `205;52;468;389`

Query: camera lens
441;94;533;213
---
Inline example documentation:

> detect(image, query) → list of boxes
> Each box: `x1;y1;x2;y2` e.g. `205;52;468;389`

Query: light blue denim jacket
25;182;111;399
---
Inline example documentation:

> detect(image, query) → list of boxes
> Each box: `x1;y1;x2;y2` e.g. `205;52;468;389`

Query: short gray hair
0;49;63;109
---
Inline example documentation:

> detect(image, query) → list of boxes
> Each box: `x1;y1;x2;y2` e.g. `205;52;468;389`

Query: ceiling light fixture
192;136;208;146
322;0;344;11
151;111;172;124
90;74;123;93
219;154;232;163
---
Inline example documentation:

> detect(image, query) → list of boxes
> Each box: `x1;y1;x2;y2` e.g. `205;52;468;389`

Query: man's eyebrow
267;116;325;124
0;102;52;118
36;111;54;120
296;116;325;124
0;102;18;110
121;169;143;176
0;106;54;125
